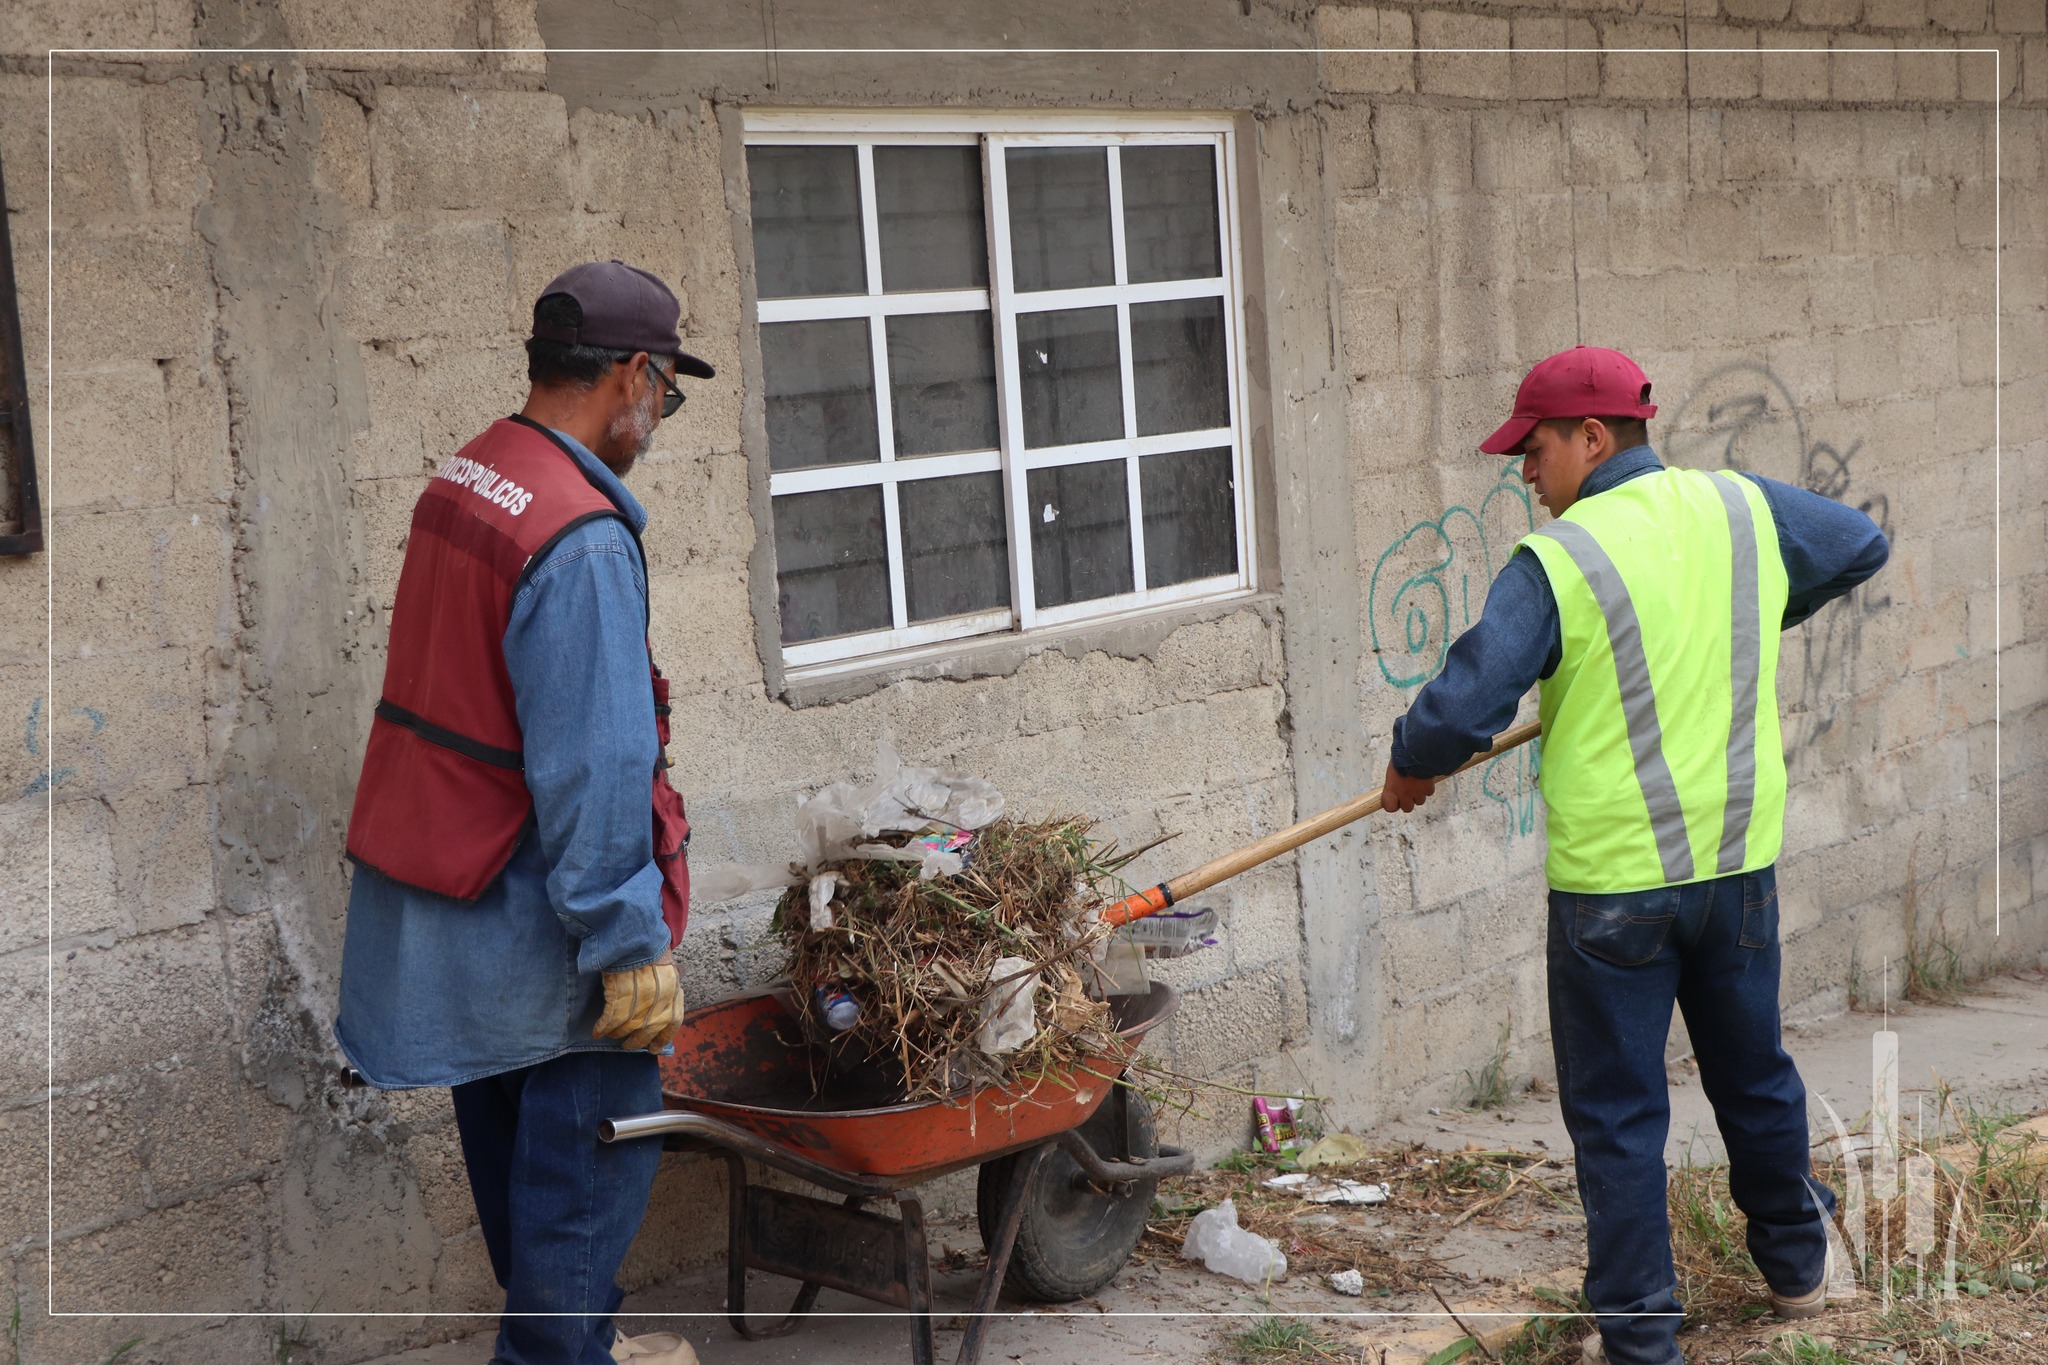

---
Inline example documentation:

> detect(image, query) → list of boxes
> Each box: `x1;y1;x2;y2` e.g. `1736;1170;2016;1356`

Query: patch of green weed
1463;1019;1514;1112
1499;1286;1593;1365
1758;1332;1852;1365
1231;1316;1342;1360
1904;935;1968;1004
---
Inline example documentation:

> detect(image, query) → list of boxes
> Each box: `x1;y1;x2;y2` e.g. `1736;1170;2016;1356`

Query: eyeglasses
650;360;685;418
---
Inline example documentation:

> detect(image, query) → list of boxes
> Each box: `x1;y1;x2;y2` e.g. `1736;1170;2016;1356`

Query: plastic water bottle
815;987;860;1031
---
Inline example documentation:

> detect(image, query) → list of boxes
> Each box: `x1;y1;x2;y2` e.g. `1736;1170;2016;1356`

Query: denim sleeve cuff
572;913;673;977
1390;719;1421;778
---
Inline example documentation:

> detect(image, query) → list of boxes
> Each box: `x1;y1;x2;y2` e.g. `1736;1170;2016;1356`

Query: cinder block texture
374;89;573;212
49;227;211;368
275;0;485;71
1416;12;1511;99
0;0;195;56
1318;7;1417;95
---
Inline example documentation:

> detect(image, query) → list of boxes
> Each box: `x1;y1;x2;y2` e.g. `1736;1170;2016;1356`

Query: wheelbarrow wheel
975;1088;1160;1302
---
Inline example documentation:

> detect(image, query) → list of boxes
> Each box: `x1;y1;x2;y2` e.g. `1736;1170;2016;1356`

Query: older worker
338;262;708;1365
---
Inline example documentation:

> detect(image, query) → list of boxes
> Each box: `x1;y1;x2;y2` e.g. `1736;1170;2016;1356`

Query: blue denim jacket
336;427;673;1089
1391;445;1890;780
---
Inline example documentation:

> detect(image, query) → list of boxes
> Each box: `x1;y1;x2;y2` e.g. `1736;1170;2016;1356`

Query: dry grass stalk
773;816;1139;1103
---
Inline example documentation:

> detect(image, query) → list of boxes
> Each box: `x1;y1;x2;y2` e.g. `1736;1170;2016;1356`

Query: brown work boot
1769;1279;1827;1319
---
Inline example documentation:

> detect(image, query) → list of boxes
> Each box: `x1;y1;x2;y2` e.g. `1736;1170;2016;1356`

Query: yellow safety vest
1519;468;1789;893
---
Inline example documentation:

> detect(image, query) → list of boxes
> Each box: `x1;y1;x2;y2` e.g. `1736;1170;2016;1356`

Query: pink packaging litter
1253;1096;1303;1154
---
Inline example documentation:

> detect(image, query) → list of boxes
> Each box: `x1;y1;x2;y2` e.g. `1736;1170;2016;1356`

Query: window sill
774;587;1279;708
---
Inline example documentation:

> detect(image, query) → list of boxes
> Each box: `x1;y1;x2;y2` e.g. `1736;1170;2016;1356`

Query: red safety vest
346;415;690;946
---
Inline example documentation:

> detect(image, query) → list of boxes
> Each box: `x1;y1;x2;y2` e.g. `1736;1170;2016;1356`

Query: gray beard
604;389;659;466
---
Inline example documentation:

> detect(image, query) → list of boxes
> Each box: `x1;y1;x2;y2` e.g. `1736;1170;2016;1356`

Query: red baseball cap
1479;345;1657;455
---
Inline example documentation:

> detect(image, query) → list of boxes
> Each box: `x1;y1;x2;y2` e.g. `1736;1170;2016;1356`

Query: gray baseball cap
530;260;715;379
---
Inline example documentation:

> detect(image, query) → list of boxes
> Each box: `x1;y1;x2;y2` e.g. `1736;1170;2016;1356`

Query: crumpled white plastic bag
690;741;1006;908
1180;1197;1288;1283
974;955;1039;1054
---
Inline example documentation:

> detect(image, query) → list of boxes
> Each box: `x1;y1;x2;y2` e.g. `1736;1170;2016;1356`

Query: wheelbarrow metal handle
1101;719;1542;928
1056;1132;1194;1184
601;1109;901;1199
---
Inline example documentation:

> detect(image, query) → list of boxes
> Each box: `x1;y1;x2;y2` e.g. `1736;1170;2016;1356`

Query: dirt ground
375;969;2048;1365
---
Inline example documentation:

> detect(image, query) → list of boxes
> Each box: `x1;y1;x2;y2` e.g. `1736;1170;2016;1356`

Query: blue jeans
1547;866;1836;1365
452;1050;666;1365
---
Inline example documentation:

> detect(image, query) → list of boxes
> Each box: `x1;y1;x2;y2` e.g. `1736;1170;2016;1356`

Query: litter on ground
1261;1172;1392;1204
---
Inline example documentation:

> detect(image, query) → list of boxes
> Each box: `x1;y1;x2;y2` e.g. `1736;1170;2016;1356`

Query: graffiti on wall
1663;361;1893;758
21;696;97;798
1367;459;1542;843
1368;460;1536;689
1366;359;1891;835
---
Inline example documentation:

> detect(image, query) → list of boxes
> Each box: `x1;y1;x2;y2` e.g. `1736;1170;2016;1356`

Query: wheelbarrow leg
722;1151;851;1339
953;1142;1052;1365
898;1194;936;1365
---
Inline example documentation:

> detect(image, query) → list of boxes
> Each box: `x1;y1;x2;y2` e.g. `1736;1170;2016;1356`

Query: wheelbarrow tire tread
975;1090;1160;1303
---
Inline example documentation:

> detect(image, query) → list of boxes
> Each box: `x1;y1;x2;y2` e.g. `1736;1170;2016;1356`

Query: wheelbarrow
599;980;1192;1365
597;719;1542;1364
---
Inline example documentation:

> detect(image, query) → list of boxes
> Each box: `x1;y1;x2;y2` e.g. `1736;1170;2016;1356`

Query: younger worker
337;262;709;1365
1380;346;1888;1365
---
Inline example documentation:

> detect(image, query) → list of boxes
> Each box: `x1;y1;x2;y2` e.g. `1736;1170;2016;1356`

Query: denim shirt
1391;445;1890;780
335;427;673;1089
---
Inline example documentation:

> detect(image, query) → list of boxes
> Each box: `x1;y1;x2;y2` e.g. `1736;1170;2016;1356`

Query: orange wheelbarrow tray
599;982;1191;1365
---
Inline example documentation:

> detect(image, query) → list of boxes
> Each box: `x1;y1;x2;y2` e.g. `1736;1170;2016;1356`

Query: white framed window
744;112;1255;677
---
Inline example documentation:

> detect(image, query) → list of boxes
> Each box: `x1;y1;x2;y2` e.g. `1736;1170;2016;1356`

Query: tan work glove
593;957;685;1053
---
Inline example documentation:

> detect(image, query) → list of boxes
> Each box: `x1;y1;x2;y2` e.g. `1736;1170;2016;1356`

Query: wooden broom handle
1100;719;1543;928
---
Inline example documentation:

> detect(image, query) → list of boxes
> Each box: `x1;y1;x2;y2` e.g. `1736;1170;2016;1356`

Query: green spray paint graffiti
1481;731;1543;840
1368;461;1536;687
1368;459;1542;842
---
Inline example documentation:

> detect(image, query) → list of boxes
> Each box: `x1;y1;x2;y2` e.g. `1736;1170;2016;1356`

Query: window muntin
747;122;1250;672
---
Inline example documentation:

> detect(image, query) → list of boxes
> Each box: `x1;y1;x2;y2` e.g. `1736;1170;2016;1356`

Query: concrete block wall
0;7;1320;1360
0;1;2038;1360
0;14;585;1361
1319;0;2046;1108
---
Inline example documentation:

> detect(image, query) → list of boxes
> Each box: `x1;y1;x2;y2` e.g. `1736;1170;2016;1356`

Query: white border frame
33;44;2006;1329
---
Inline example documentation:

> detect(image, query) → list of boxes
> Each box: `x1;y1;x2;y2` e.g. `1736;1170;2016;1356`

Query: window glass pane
775;486;891;643
900;473;1011;623
1131;297;1229;437
887;312;998;457
875;145;988;293
1028;459;1133;608
1141;447;1238;588
1121;145;1221;284
1016;307;1123;449
762;319;878;470
1005;147;1114;292
748;146;866;299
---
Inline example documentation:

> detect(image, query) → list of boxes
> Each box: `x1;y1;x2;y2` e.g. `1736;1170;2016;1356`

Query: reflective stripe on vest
1532;519;1694;884
1708;472;1762;876
1520;467;1788;893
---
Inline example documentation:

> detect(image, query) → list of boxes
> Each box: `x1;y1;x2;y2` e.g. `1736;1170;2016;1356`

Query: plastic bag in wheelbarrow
689;740;1005;915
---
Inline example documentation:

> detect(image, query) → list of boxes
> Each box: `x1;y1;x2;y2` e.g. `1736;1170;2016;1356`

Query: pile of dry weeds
773;816;1143;1102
